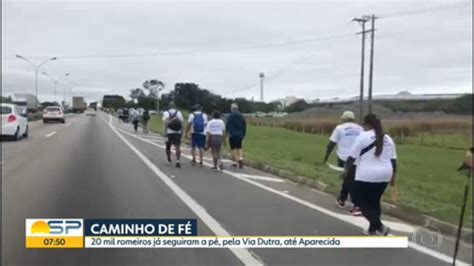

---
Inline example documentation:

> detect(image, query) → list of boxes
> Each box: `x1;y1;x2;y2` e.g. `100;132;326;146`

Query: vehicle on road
89;101;98;111
1;103;29;140
118;108;129;122
72;96;86;113
11;93;39;113
43;106;65;123
85;108;96;116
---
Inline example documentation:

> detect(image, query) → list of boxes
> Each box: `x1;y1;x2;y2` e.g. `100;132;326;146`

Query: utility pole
365;14;377;114
353;17;370;123
259;73;265;102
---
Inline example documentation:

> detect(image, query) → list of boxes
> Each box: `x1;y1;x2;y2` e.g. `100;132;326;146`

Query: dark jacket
226;112;246;138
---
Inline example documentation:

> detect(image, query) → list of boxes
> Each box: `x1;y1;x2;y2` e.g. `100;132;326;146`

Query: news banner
25;219;408;249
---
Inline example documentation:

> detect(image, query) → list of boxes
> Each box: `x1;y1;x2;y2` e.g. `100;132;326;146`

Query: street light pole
16;54;57;110
42;72;70;105
259;73;265;102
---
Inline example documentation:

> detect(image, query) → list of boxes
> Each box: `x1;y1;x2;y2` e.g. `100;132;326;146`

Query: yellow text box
26;236;83;248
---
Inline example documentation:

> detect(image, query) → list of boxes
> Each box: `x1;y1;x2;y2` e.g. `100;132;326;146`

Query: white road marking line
66;123;72;127
237;173;285;183
104;115;262;266
116;126;470;266
141;135;165;140
45;131;56;138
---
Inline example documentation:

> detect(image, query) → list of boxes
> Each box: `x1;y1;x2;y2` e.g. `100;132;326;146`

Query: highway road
1;111;472;266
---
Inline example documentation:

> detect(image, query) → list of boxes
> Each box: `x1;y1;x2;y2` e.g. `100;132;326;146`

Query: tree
102;95;126;110
0;96;12;103
143;79;165;98
447;94;473;114
130;88;146;101
285;99;309;113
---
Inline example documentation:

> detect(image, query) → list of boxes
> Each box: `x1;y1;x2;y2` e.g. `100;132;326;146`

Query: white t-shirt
188;111;208;135
162;109;184;134
329;122;364;161
206;119;226;135
349;129;397;183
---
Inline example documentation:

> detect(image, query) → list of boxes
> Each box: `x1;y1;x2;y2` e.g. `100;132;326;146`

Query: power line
379;2;470;19
2;32;353;61
224;36;348;96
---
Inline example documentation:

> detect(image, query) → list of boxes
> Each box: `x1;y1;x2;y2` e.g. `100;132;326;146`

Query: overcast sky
2;0;472;103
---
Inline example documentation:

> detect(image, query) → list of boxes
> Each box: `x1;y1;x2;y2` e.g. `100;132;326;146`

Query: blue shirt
226;112;246;138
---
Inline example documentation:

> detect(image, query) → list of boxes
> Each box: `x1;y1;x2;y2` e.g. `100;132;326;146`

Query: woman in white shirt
206;110;226;171
342;114;397;236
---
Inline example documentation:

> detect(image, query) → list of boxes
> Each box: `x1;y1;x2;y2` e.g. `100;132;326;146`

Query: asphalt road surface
1;112;472;266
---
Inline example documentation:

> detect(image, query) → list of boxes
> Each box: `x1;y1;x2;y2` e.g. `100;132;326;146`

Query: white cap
340;111;355;120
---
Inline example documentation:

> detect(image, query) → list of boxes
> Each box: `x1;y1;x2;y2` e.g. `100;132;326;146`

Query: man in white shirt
206;110;226;170
130;108;140;133
162;102;184;168
324;111;363;215
185;104;208;167
343;113;397;236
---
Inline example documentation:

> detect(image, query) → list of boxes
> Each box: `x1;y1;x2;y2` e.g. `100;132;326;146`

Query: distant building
276;96;302;108
318;91;465;103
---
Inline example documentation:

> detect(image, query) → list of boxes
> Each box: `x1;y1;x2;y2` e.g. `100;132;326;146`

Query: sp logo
48;220;82;235
29;219;83;236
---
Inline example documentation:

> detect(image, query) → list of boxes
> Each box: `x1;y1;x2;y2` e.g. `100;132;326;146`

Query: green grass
149;114;472;227
402;132;471;150
244;125;472;227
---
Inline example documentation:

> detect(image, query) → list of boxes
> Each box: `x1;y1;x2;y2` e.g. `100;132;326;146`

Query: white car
43;106;65;123
1;103;29;140
85;108;96;116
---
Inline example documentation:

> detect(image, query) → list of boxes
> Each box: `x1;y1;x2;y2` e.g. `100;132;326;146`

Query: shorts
191;133;206;149
229;136;243;150
166;133;182;146
209;134;223;148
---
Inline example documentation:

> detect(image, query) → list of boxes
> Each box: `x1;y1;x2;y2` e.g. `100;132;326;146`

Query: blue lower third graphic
84;219;197;237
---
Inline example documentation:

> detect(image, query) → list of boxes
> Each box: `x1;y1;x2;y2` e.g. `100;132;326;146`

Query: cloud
2;1;472;103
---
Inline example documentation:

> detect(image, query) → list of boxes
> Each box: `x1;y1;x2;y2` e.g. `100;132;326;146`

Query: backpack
192;113;205;133
143;110;150;121
167;110;182;131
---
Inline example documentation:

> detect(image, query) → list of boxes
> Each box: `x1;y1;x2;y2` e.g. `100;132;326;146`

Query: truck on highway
11;93;39;113
89;101;98;111
72;96;86;113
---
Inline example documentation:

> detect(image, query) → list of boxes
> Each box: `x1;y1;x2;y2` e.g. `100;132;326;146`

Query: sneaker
199;161;203;167
336;198;345;208
376;226;390;236
176;162;181;168
362;228;376;236
363;226;390;236
350;207;362;216
219;164;224;171
191;160;196;166
232;163;238;168
238;160;244;169
211;166;218;171
166;158;172;165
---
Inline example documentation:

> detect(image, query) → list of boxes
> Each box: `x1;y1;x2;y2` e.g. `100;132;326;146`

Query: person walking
142;109;150;134
324;111;363;216
342;114;397;236
163;102;184;168
185;104;208;167
226;103;246;168
206;110;226;171
130;108;140;133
